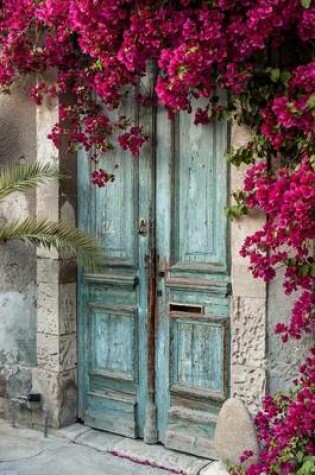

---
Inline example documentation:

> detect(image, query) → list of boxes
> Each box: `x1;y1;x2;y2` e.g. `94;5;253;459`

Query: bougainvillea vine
0;1;314;473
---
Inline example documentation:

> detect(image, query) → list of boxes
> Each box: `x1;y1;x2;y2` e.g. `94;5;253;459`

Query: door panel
156;105;230;458
89;305;137;379
94;153;137;262
171;317;225;393
172;113;228;269
78;93;145;438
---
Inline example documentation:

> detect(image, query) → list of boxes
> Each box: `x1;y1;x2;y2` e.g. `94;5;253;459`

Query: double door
78;84;230;458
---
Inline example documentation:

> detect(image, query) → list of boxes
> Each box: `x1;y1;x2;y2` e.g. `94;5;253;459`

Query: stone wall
267;273;313;393
0;83;77;428
0;80;37;416
230;123;267;414
230;124;314;401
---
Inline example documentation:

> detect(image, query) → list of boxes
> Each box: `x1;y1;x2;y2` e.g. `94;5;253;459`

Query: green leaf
280;71;292;85
286;102;299;114
297;457;315;475
299;263;310;277
226;145;255;167
287;258;297;267
297;451;305;464
93;58;103;71
270;68;280;83
0;163;66;201
307;94;315;109
0;216;103;270
225;204;249;220
301;0;311;8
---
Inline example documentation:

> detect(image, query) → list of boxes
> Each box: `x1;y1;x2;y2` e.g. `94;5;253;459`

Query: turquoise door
78;88;230;458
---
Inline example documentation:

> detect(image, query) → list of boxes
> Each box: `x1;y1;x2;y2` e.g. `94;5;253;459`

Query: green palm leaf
0;216;103;269
0;163;66;200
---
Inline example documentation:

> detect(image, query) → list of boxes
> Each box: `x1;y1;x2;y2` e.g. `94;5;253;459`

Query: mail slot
169;303;203;314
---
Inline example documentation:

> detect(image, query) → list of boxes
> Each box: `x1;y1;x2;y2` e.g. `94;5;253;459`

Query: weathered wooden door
78;86;230;458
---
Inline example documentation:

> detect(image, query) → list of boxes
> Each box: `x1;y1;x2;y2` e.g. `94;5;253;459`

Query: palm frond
0;163;66;200
0;217;103;269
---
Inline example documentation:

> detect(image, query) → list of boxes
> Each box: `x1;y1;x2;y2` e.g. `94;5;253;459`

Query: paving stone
214;398;259;468
54;423;210;475
73;426;124;452
56;423;92;442
112;437;209;475
200;462;229;475
0;421;66;462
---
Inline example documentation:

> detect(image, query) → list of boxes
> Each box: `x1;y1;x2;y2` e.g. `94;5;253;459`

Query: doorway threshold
56;424;212;475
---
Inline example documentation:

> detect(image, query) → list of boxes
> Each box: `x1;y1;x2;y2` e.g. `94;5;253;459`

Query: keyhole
138;218;147;235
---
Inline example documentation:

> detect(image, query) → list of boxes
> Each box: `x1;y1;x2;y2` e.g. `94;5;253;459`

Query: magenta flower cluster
240;157;315;340
0;2;314;472
232;348;315;475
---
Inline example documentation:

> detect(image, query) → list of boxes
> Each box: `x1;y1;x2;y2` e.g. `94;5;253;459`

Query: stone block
61;200;76;225
230;213;265;267
231;364;266;414
37;333;76;372
59;259;77;284
231;297;266;367
37;283;59;334
0;373;6;397
37;333;59;370
37;182;59;222
59;334;77;371
37;258;60;284
38;258;76;285
214;398;259;468
200;462;229;475
37;282;76;335
59;283;76;335
231;122;252;150
0;397;5;415
231;296;267;412
232;265;265;299
32;367;77;428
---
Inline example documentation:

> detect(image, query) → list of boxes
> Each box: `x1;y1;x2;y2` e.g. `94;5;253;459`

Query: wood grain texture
156;102;230;456
78;91;230;456
77;90;141;438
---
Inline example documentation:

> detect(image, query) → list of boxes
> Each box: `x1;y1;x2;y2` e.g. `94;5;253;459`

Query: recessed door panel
170;317;226;394
89;305;136;379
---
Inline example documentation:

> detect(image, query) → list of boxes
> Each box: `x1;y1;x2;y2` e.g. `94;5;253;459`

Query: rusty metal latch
138;218;147;236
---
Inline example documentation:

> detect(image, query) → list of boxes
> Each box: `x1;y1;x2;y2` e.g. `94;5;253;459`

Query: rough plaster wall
267;273;314;393
0;80;37;410
230;123;267;414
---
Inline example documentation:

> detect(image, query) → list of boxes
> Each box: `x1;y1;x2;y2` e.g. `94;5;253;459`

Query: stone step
57;423;212;475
